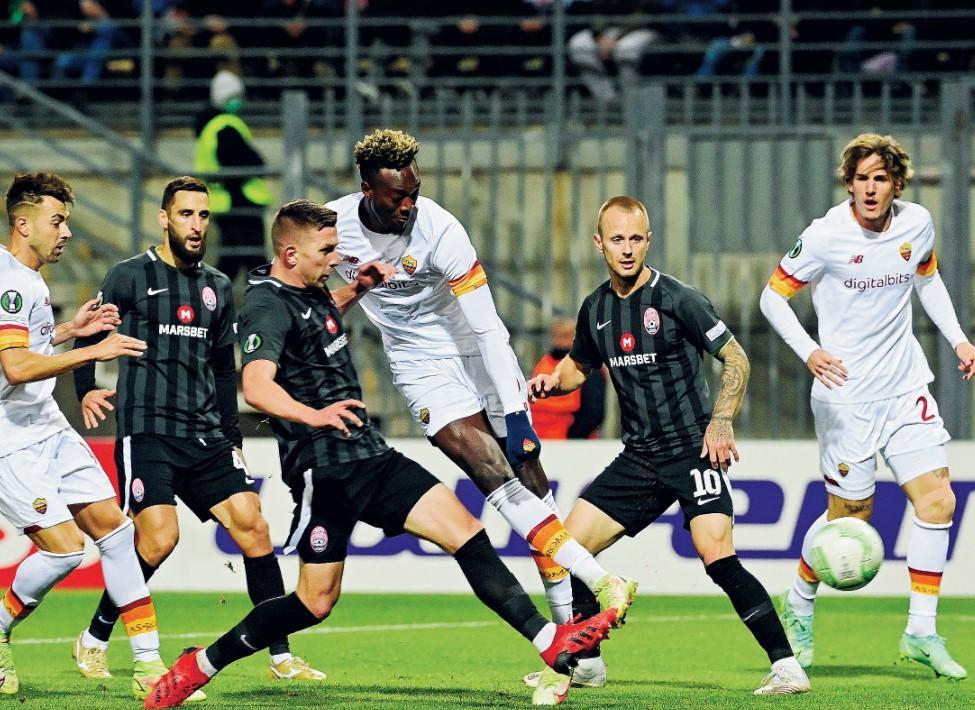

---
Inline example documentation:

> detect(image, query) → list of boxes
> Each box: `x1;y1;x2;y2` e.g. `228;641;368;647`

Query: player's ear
592;233;603;253
285;245;298;267
13;212;31;238
360;180;373;199
157;208;168;230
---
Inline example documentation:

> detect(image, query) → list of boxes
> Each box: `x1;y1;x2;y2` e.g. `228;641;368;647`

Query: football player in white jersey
326;129;636;702
760;134;975;679
0;172;175;697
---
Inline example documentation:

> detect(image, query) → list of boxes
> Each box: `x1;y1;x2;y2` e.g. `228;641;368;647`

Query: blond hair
354;129;420;183
596;195;650;236
837;133;914;188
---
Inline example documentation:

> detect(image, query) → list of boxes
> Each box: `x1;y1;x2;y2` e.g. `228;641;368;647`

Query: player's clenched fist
527;373;558;402
305;399;366;437
356;261;396;290
91;332;147;361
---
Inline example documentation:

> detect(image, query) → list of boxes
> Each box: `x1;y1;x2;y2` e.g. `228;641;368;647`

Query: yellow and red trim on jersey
768;266;807;299
916;250;938;277
0;323;28;351
908;567;942;596
120;596;159;637
449;261;488;297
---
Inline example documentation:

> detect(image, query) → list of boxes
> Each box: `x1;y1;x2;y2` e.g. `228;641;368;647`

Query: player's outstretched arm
0;333;146;386
913;270;974;380
701;337;749;472
242;359;365;437
331;261;396;314
52;298;121;346
527;355;590;402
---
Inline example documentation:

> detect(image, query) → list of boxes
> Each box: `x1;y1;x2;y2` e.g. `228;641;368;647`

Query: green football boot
531;665;572;705
592;575;638;626
0;631;18;695
779;592;814;669
899;634;968;680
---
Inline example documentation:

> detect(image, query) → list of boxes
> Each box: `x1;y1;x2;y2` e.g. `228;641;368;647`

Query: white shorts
0;428;116;534
811;385;950;500
390;352;529;437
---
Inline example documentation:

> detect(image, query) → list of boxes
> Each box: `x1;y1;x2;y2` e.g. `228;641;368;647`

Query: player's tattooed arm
701;337;749;472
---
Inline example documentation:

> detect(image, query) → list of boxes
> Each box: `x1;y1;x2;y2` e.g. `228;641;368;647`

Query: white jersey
769;199;938;404
327;192;509;362
0;246;70;456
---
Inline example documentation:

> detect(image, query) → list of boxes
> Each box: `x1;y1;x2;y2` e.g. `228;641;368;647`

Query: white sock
787;512;828;617
531;622;557;652
538;492;574;624
0;550;84;634
486;479;608;589
270;652;293;665
82;629;109;651
772;656;801;672
906;516;950;638
197;649;218;678
96;521;161;662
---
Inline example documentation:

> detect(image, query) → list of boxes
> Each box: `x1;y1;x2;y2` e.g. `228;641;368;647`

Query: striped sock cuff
1;589;34;621
530;549;570;582
527;514;572;560
797;556;818;584
120;596;158;637
909;567;943;596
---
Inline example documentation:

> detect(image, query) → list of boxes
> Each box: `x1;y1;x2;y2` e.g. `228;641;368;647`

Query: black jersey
75;247;237;440
239;266;388;474
570;268;733;460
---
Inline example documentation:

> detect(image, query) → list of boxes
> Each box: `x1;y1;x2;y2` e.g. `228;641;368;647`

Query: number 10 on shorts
690;467;723;498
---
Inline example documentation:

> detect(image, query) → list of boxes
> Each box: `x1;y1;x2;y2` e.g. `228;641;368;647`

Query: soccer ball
808;517;884;591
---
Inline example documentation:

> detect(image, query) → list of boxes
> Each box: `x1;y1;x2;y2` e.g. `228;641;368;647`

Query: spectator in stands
530;319;606;439
194;70;274;283
567;0;660;103
262;0;342;84
17;0;133;88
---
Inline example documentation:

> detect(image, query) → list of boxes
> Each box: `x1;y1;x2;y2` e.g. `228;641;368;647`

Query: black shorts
580;449;734;535
283;448;439;564
115;434;255;522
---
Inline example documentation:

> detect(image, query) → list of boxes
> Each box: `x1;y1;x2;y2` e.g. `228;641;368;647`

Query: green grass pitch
3;592;973;708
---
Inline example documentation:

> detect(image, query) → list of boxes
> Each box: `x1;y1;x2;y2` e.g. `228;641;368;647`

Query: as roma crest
401;255;417;275
899;243;912;261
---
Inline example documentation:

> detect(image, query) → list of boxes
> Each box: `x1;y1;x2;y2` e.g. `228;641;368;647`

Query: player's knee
302;590;339;621
913;485;955;524
139;529;179;566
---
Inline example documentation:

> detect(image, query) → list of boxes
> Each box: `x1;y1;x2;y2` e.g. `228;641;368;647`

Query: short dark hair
353;128;420;183
161;176;208;210
5;172;74;227
271;200;337;251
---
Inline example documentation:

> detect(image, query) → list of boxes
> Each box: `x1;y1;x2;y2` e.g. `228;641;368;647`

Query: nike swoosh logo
301;308;312;319
697;496;720;505
146;287;168;296
239;634;257;650
597;320;612;330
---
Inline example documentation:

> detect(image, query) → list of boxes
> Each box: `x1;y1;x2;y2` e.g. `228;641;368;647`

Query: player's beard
168;225;207;264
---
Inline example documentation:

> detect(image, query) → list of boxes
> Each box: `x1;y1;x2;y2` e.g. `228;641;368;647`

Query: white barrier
146;438;975;596
1;439;971;595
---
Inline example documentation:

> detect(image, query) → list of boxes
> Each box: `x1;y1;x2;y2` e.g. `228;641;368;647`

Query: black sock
88;551;157;643
206;592;319;671
243;553;290;656
705;555;793;663
570;574;601;658
454;530;548;642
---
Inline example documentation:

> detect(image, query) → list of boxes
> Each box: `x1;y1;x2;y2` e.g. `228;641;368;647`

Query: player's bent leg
212;492;324;679
1;522;86;695
691;514;809;694
78;505;175;672
898;465;965;679
145;565;336;709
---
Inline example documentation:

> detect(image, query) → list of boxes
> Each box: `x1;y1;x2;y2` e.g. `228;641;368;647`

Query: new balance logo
848;255;864;264
147;287;168;296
